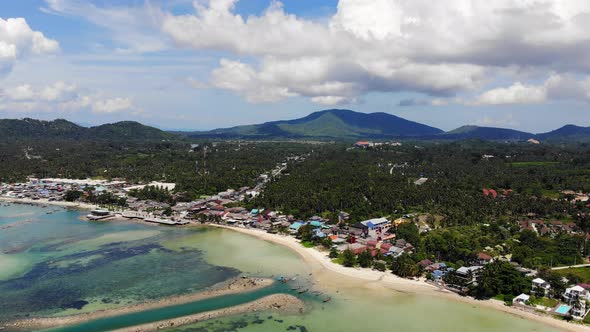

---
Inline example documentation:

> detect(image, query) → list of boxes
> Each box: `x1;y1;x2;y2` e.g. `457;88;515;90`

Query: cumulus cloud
40;0;590;106
0;81;136;114
92;97;134;114
471;74;590;105
0;17;59;75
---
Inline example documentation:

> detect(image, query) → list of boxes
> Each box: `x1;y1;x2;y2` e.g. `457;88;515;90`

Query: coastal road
551;264;590;270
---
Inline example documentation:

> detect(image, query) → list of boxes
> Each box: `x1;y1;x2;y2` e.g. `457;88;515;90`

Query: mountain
537;125;590;142
190;109;444;139
0;118;175;141
443;125;535;141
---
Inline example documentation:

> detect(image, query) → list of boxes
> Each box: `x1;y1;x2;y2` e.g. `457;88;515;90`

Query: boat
298;289;308;294
323;297;332;303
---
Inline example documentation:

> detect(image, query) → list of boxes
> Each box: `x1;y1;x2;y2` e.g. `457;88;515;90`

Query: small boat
298;289;308;294
276;276;288;283
323;297;332;303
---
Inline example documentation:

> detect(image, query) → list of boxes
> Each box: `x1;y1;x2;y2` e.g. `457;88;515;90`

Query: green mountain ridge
191;109;444;139
0;118;175;141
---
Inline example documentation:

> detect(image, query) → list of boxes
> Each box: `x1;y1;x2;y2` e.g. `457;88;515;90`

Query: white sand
0;196;98;210
213;225;590;332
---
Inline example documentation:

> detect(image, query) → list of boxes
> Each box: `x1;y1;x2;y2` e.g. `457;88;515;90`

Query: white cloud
38;0;590;106
92;97;134;114
40;81;77;101
472;82;547;106
0;81;136;114
471;74;590;105
3;84;35;101
0;17;59;76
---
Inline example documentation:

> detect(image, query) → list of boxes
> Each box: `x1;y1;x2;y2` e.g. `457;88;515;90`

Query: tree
64;190;82;202
396;222;420;246
297;224;314;242
342;249;356;267
373;261;386;272
329;247;339;259
357;250;372;268
472;261;531;299
390;254;419;278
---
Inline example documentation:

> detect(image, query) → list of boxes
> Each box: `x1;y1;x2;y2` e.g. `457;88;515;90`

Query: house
418;259;434;268
475;252;493;265
349;243;367;255
563;285;589;319
531;278;551;297
513;294;530;305
289;222;304;232
456;266;483;285
349;222;369;238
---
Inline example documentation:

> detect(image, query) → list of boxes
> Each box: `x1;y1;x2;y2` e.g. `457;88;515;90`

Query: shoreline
211;224;590;332
0;196;98;211
113;294;305;332
5;277;274;330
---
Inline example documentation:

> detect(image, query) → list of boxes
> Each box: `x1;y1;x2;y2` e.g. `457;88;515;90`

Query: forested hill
0;118;176;141
442;125;535;141
537;124;590;142
187;109;444;139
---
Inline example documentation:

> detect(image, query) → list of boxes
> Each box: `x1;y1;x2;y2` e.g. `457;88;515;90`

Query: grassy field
554;266;590;284
530;296;559;308
510;161;560;167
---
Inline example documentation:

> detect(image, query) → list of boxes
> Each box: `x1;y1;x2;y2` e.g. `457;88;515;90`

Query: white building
531;278;551;297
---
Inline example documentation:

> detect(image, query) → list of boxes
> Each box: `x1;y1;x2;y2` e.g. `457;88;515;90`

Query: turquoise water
49;283;303;332
555;304;571;315
0;204;241;323
0;203;563;332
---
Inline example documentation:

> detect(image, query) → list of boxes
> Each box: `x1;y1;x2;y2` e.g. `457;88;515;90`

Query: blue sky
1;0;589;132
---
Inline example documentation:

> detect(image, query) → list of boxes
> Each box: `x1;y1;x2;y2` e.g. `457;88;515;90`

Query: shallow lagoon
0;204;560;332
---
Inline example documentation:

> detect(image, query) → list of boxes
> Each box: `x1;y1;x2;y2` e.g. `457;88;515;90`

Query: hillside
538;125;590;142
191;109;444;139
443;125;535;141
0;118;175;141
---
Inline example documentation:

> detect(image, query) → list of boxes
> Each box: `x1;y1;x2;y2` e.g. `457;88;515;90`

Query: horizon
1;109;586;134
1;1;590;132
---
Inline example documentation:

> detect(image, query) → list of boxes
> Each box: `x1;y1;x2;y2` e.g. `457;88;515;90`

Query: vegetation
472;261;531;299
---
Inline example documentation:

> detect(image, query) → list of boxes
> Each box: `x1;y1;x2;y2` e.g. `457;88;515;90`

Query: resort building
531;278;551;297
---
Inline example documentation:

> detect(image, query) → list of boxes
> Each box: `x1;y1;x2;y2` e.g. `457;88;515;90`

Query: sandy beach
0;196;99;210
6;277;274;330
114;294;305;332
211;225;590;332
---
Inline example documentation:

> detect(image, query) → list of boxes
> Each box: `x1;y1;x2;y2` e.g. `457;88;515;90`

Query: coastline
211;224;590;332
0;196;98;211
6;277;274;330
113;294;305;332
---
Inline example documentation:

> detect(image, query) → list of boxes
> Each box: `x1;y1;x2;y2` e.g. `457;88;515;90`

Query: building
513;294;530;305
531;278;551;297
475;252;493;265
563;285;589;319
456;266;483;285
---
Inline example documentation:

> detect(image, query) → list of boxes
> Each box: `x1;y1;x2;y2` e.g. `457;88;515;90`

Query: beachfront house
455;266;483;285
513;294;530;305
531;278;551;297
563;285;590;319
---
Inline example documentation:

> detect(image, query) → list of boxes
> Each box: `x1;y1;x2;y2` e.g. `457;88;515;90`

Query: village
1;155;590;324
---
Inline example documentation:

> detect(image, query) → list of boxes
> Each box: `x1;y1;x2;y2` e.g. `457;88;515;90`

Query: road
551;264;590;270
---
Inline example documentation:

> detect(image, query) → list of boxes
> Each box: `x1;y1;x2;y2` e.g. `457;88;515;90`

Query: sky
1;0;590;133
